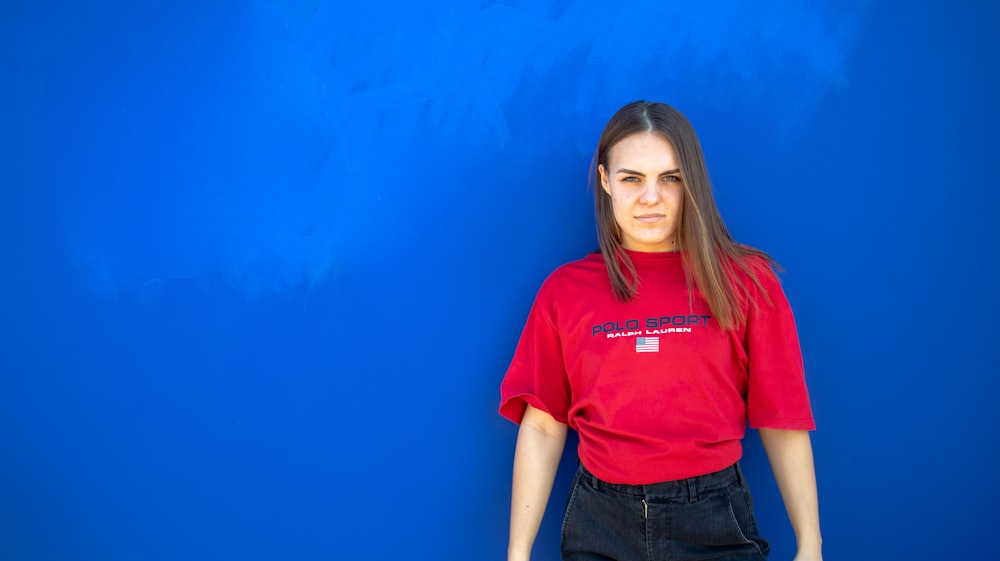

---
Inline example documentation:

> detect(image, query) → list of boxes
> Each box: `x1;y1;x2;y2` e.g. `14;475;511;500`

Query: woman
499;101;821;561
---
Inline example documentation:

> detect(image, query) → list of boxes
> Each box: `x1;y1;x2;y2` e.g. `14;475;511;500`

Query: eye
622;176;641;183
660;175;681;183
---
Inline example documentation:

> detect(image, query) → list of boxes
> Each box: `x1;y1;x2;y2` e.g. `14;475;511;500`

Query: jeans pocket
725;484;770;557
667;491;757;549
560;469;586;548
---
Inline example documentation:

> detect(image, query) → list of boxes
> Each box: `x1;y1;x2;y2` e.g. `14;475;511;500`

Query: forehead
606;132;678;169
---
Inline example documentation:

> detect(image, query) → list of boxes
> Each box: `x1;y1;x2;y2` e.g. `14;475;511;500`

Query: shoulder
727;246;780;281
542;251;606;284
535;251;607;301
727;248;787;306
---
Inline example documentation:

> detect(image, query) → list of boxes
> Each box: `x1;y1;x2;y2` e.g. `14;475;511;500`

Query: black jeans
561;463;770;561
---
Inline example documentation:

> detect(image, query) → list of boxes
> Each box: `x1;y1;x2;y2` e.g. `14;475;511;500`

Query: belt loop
586;467;601;490
733;462;744;485
686;477;698;502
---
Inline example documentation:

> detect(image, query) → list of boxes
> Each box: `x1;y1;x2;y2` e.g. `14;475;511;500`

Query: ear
598;164;611;195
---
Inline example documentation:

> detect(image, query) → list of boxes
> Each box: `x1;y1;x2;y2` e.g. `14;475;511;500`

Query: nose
639;181;659;205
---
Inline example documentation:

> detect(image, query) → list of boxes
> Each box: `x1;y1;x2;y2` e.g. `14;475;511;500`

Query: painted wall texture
2;1;997;559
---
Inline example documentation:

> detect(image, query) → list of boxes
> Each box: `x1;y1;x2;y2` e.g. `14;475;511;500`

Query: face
599;132;684;252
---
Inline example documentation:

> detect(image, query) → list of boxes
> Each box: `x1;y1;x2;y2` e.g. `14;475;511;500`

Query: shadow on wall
55;0;857;303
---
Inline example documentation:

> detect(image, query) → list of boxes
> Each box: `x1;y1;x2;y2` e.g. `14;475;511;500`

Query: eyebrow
615;168;681;176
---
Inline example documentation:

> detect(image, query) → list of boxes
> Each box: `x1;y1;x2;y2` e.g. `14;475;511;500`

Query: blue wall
2;1;997;559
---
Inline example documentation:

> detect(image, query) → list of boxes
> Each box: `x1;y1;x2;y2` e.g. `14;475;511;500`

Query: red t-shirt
499;249;815;484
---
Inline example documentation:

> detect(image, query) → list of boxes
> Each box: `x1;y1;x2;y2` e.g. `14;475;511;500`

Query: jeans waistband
578;462;743;502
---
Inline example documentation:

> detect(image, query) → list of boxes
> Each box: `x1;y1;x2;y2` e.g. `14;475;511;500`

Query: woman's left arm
758;428;823;561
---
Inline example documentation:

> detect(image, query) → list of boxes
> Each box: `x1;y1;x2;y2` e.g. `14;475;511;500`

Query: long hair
592;101;777;331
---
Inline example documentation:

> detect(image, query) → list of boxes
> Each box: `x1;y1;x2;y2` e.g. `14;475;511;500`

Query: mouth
635;214;664;223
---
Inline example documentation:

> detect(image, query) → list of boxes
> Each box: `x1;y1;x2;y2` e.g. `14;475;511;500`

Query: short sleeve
744;263;816;430
498;279;571;425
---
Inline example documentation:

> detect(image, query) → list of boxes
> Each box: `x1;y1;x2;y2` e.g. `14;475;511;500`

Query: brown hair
592;100;777;331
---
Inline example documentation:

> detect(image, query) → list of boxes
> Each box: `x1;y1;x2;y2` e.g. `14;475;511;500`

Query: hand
792;548;822;561
507;551;530;561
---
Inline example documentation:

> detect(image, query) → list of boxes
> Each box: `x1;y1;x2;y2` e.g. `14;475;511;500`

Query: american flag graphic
635;336;660;353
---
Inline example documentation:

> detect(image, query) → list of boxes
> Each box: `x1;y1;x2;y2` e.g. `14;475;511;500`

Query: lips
635;213;664;223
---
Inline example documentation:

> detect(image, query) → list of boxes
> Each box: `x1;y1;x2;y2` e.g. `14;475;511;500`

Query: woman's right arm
508;404;568;561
